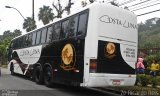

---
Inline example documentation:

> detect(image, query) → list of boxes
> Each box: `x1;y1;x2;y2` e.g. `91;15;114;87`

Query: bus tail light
89;59;97;73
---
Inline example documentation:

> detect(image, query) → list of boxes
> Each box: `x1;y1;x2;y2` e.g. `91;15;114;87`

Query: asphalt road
0;68;120;96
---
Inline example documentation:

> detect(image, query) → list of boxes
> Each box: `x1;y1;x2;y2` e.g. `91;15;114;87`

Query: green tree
65;0;74;15
0;44;6;64
23;17;37;32
81;1;87;7
156;19;160;26
0;38;11;65
145;19;153;30
52;0;65;18
110;0;119;6
138;22;147;32
3;30;13;39
89;0;95;3
0;35;2;41
13;29;22;37
38;5;54;25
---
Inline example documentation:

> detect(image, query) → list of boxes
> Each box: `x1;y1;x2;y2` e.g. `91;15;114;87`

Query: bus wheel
44;67;53;87
34;66;44;84
10;63;14;75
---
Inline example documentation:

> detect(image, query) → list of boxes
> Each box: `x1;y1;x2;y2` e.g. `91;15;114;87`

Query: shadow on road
10;73;111;96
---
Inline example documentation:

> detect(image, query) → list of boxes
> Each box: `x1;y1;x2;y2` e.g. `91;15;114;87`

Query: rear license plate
112;80;121;86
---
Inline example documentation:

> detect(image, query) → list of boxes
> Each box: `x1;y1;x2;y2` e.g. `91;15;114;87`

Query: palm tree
38;5;54;25
23;17;37;32
0;38;11;65
3;30;12;39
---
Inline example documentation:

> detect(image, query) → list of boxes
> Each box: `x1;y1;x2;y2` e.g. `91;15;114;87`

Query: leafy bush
145;54;159;64
151;77;159;88
137;75;150;86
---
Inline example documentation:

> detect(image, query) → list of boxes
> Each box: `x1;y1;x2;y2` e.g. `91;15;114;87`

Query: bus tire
10;63;14;75
34;66;44;84
44;67;53;87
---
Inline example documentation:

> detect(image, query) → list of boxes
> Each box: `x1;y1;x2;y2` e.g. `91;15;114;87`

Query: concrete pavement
0;67;10;75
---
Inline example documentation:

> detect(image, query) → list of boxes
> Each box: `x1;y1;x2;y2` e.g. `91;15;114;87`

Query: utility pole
32;0;35;20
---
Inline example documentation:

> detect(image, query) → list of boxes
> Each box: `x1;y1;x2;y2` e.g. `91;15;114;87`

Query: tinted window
12;40;15;49
52;23;60;41
22;35;26;47
32;32;37;45
25;35;29;47
36;31;41;45
13;39;18;49
18;37;22;48
61;20;69;39
46;26;53;43
77;13;88;36
17;39;19;48
28;33;32;46
68;16;78;37
41;28;47;43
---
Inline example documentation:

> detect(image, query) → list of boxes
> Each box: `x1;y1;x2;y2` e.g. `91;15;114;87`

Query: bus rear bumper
81;73;136;87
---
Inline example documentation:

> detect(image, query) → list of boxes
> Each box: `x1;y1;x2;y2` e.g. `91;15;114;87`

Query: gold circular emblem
61;44;73;65
104;42;116;59
106;43;116;55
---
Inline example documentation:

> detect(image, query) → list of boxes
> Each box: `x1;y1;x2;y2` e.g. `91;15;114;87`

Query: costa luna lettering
20;49;40;56
99;15;137;30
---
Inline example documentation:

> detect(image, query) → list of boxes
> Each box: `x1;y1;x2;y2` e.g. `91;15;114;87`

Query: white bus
7;3;137;87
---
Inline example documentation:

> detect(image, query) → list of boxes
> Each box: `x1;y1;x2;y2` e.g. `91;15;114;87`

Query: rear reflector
89;59;97;73
74;69;80;73
54;69;58;71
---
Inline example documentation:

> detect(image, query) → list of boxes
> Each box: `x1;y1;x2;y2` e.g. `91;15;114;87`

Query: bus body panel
96;40;135;74
13;45;42;64
97;4;137;43
85;73;136;87
83;4;137;87
41;37;85;83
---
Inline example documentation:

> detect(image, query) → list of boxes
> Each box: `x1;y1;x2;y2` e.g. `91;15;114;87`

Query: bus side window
25;35;29;47
28;33;33;46
15;39;18;49
77;13;88;36
22;35;26;48
52;22;60;41
68;16;78;38
41;28;47;44
12;40;16;49
61;20;69;39
24;36;26;47
46;26;53;43
18;37;22;48
32;32;37;45
36;30;41;45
